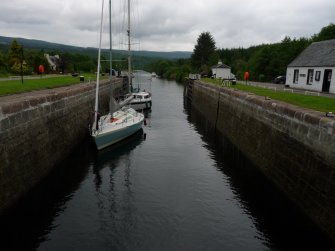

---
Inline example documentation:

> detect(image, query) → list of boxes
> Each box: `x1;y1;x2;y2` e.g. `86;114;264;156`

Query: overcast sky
1;0;334;52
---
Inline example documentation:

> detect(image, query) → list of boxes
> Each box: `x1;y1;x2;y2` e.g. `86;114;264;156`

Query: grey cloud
0;0;334;51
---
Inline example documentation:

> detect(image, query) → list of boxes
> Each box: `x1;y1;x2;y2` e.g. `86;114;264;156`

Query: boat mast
94;0;105;128
109;0;112;82
108;0;114;114
127;0;132;91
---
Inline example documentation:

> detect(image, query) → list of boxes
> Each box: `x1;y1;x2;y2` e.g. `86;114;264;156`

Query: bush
258;74;265;82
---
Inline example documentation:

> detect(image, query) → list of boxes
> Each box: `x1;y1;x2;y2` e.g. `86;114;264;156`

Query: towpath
239;80;335;99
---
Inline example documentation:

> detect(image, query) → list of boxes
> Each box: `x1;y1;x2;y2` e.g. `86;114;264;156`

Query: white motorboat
91;0;144;150
129;91;152;111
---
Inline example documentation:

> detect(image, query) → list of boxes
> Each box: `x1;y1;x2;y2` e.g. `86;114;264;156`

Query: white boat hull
93;120;143;150
92;108;144;150
130;100;152;110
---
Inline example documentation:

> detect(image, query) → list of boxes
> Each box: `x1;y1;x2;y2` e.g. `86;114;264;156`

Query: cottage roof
211;63;231;69
288;39;335;67
49;56;60;65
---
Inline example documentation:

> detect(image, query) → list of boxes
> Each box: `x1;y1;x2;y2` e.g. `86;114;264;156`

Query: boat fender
144;119;147;126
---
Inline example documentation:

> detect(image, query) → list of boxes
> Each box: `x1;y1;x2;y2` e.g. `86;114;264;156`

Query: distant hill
0;36;192;59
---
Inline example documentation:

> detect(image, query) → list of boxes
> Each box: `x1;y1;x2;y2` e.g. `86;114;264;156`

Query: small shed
211;60;231;79
286;39;335;93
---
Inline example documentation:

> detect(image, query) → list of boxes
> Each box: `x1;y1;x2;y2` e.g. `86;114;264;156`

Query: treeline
146;23;335;82
0;40;96;76
144;58;192;83
222;37;311;81
0;40;158;76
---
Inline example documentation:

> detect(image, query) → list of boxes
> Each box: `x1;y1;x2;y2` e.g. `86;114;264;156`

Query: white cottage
211;60;231;79
44;54;61;71
286;39;335;94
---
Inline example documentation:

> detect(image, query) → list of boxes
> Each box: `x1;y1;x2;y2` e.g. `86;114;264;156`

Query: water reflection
184;99;335;250
0;139;94;251
92;129;144;206
94;129;144;170
90;130;145;250
0;130;145;251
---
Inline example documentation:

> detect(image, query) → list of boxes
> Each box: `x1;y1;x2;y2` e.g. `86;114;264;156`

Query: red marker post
39;65;44;78
244;71;249;85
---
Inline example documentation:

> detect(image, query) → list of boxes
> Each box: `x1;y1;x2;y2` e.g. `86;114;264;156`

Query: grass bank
0;74;99;96
203;78;335;113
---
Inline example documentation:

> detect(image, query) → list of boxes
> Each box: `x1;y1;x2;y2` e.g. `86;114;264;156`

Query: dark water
1;73;334;250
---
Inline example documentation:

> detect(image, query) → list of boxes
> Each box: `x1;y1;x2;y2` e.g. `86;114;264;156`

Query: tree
7;39;33;74
0;51;7;73
8;39;22;69
191;32;217;73
153;59;172;77
232;58;248;80
10;61;29;75
312;23;335;42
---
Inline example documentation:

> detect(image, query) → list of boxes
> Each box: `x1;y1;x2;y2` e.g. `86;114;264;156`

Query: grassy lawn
0;73;99;96
203;78;335;113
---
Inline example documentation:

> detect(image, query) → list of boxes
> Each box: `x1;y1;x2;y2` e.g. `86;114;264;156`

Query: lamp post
20;47;24;84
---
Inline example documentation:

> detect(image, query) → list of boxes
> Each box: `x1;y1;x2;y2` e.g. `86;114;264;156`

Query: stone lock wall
0;78;125;214
188;80;335;241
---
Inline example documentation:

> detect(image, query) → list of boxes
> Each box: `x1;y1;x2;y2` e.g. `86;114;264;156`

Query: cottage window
315;71;321;81
307;69;314;85
293;69;299;83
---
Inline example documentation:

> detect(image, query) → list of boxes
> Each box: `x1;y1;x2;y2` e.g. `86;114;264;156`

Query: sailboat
91;0;144;150
124;0;152;111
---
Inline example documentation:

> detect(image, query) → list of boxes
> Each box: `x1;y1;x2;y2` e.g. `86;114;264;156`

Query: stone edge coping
195;81;335;133
0;80;112;116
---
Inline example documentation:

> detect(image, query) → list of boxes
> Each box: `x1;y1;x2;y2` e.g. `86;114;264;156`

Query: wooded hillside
0;36;191;76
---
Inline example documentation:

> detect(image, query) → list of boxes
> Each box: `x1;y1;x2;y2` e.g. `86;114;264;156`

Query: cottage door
322;69;332;92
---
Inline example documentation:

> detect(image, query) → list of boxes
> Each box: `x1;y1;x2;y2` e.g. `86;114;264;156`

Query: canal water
1;73;334;250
